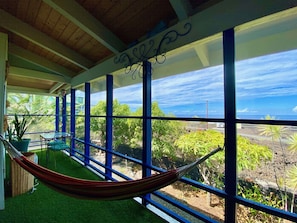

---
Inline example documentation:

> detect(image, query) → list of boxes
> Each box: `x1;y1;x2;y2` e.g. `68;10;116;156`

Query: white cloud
90;49;297;117
236;49;297;99
237;108;249;113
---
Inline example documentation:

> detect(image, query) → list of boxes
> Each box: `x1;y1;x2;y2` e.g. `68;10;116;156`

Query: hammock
0;135;223;200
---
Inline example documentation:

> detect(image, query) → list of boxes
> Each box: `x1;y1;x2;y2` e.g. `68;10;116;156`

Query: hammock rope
0;135;223;200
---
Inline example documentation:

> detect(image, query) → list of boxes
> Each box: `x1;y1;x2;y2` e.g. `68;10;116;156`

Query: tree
78;100;185;161
175;129;272;183
288;133;297;152
90;99;132;148
258;114;289;211
7;93;56;133
286;165;297;212
129;102;186;159
286;133;297;212
174;129;272;205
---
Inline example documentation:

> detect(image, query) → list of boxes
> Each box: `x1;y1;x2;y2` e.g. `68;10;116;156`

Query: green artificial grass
1;149;167;223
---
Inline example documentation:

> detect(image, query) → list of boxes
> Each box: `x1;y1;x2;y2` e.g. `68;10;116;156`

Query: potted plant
8;114;31;152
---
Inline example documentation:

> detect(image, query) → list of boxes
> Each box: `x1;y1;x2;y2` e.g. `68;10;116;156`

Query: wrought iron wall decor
114;23;192;79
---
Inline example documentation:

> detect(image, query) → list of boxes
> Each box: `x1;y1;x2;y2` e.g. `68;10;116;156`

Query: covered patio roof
0;0;296;95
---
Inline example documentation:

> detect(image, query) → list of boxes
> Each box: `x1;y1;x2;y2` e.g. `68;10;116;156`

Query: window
235;8;297;222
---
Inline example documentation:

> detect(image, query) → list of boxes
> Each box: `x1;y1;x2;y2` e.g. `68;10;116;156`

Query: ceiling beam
169;0;191;20
9;43;76;78
194;45;210;67
9;66;71;83
49;83;66;94
43;0;126;54
72;0;295;88
7;85;58;96
0;9;93;70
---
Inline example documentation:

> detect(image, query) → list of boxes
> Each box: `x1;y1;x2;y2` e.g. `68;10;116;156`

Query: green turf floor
0;150;167;223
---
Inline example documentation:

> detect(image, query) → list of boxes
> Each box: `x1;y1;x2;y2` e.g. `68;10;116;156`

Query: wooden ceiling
0;0;295;96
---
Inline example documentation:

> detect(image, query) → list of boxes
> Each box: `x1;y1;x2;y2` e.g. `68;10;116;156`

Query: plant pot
10;139;31;152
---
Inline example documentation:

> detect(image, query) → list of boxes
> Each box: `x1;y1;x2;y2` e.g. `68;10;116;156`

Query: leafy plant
11;114;29;141
7;125;15;142
258;114;291;211
174;129;272;206
237;183;283;222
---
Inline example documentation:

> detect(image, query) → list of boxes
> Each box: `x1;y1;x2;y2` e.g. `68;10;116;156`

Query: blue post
62;94;67;133
84;83;90;165
142;60;152;204
223;28;237;223
105;75;113;180
70;88;76;156
55;97;60;132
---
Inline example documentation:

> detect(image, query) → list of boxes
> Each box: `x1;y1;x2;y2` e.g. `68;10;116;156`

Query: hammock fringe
0;135;223;200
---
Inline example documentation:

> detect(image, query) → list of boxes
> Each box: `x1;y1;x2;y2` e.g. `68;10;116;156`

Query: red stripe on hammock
15;157;179;200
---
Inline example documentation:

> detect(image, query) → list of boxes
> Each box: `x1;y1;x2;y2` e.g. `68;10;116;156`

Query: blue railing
8;113;297;223
70;137;222;223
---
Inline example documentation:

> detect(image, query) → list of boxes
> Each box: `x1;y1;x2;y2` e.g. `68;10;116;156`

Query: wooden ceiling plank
43;0;126;53
109;0;150;30
0;9;93;70
67;28;88;50
27;0;42;24
9;43;76;77
16;0;30;19
52;15;71;40
9;66;71;83
111;1;175;44
25;42;79;72
169;0;191;21
35;2;53;31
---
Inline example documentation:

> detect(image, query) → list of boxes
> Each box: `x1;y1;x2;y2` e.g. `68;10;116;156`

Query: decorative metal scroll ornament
114;23;192;79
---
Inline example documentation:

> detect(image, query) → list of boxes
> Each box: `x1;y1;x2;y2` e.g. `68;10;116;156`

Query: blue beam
62;94;67;133
70;88;76;156
223;28;237;223
142;60;152;204
84;82;90;165
105;74;113;179
55;97;59;132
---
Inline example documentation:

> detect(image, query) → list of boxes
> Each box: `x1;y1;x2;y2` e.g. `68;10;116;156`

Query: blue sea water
236;114;297;120
172;113;297;121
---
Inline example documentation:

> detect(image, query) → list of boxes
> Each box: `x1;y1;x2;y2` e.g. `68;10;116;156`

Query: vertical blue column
223;28;237;223
142;61;152;204
55;97;60;132
70;88;76;156
84;83;90;165
62;94;67;133
105;75;113;180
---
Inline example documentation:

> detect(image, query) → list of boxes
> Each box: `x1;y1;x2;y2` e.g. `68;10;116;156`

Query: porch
1;150;169;223
1;1;297;223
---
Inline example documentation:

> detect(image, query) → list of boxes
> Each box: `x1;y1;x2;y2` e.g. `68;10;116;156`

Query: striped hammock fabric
0;135;222;200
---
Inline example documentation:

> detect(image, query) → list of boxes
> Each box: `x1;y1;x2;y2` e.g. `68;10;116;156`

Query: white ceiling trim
194;45;210;67
49;83;66;94
7;85;58;96
9;66;71;83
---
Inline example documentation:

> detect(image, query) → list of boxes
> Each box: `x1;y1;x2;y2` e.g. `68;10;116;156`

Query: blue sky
90;49;297;120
